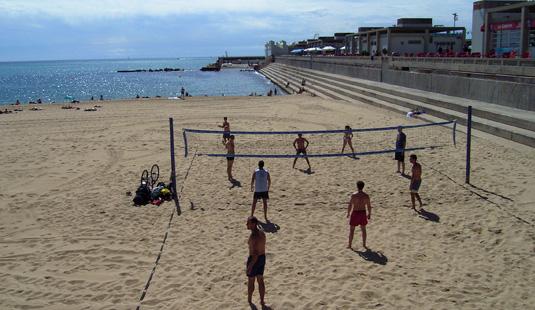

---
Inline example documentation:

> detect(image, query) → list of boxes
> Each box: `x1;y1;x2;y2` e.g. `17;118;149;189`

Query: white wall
389;35;426;54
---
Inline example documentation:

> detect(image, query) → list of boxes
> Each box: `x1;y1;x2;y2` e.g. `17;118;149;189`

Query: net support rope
183;120;456;158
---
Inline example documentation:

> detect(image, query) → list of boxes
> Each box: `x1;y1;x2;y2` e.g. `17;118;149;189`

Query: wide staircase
260;62;535;147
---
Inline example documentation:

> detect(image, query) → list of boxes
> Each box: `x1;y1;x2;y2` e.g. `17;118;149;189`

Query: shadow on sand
354;248;388;265
249;303;272;310
259;221;280;233
400;173;411;180
416;208;440;222
297;168;315;175
345;154;359;160
229;178;242;189
469;184;514;202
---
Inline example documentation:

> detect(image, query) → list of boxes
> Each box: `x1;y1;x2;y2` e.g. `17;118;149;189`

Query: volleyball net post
465;106;472;184
183;129;189;158
169;117;180;215
181;120;457;159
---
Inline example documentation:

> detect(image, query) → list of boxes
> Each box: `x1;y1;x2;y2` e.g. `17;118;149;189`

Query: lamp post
452;13;458;27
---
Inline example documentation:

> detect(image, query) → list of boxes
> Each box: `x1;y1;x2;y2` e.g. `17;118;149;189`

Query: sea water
0;57;284;105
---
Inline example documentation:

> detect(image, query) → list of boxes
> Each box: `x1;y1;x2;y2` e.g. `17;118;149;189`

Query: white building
355;18;466;56
472;1;535;57
265;41;289;57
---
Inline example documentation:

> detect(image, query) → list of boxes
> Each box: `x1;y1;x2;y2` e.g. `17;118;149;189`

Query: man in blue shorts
246;216;267;307
395;126;407;174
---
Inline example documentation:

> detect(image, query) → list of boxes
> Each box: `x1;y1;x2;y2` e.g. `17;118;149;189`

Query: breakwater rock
117;68;184;73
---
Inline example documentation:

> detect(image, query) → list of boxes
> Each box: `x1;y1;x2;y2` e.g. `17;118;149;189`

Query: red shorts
350;210;367;226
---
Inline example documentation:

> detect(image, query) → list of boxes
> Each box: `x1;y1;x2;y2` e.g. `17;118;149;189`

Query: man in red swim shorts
346;180;372;249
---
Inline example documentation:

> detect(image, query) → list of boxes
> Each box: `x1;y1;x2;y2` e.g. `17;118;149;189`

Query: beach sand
0;96;534;309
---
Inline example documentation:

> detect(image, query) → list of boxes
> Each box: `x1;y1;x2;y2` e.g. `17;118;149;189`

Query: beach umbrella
291;49;304;54
305;47;322;53
340;46;346;50
322;46;336;51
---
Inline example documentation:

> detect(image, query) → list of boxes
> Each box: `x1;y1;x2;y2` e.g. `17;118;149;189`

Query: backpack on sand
133;183;151;206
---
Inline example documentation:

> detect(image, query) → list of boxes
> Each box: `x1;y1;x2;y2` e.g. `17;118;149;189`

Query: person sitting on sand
246;216;267;307
347;181;372;249
251;160;271;221
341;125;356;157
223;135;235;181
218;117;231;143
406;108;426;118
409;154;423;210
292;133;311;171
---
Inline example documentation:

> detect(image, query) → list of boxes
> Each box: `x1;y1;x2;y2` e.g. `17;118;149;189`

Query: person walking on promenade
246;216;267;307
347;181;372;250
251;160;271;221
395;126;407;174
293;133;311;171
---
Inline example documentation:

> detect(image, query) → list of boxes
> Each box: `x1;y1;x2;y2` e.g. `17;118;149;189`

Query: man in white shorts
251;160;271;222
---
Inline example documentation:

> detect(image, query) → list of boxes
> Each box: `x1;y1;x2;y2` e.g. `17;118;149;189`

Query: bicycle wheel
150;164;160;186
140;169;149;186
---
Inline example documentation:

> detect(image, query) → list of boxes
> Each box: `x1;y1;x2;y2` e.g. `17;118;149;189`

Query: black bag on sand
133;183;151;206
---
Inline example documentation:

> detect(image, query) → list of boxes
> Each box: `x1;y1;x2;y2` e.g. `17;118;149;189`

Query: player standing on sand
218;117;230;143
223;135;235;181
409;154;423;210
251;160;271;222
246;216;267;307
341;125;356;157
347;181;372;249
292;133;311;171
395;126;407;175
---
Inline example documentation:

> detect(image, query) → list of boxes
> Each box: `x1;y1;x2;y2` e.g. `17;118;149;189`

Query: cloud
0;0;474;28
0;0;475;61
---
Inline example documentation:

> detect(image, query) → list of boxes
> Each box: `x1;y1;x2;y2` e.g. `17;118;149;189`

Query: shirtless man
251;160;271;221
292;133;311;171
218;117;231;143
346;181;372;249
409;154;423;210
223;135;235;181
246;216;267;307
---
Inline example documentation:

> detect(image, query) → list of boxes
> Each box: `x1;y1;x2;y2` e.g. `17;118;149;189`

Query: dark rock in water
200;63;221;71
117;68;184;73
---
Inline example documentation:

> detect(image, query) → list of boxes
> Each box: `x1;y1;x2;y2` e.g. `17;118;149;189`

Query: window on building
408;40;422;44
529;31;535;47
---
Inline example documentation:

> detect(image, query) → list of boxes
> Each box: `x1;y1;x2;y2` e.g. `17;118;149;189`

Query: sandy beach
0;95;534;309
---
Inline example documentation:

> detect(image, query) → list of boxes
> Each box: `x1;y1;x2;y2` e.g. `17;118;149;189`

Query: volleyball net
181;120;456;158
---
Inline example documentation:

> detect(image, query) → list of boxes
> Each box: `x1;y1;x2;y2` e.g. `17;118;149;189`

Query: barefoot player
341;125;356;156
218;117;230;143
409;154;423;210
347;181;372;249
223;135;235;181
292;133;311;171
395;126;406;174
246;216;267;307
251;160;271;221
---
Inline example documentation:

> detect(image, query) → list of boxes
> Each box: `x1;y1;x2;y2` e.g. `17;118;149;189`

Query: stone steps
263;63;535;147
260;67;334;100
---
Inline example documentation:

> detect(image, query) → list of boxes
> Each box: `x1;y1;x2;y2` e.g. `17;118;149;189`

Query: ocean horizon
0;57;283;105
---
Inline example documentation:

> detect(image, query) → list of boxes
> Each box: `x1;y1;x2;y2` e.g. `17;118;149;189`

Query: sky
0;0;475;61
